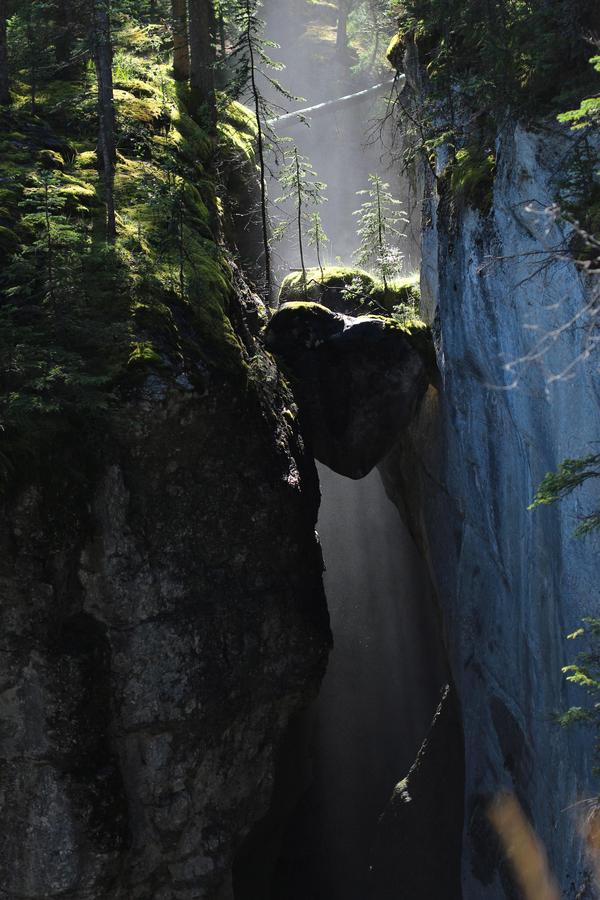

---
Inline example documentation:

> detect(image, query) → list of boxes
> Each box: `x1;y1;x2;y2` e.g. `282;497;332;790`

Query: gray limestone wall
382;120;600;898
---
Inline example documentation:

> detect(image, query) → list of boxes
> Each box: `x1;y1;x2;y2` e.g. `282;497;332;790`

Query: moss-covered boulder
386;31;406;70
278;266;420;316
264;302;428;479
386;22;444;71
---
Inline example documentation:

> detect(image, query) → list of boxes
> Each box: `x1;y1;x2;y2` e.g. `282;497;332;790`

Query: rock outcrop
264;302;428;479
0;320;331;899
278;266;421;317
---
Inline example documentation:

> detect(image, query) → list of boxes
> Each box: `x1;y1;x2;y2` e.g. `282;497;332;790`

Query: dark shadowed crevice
233;465;465;900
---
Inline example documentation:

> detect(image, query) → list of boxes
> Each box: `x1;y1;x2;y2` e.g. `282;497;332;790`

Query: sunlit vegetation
386;0;600;215
390;0;600;112
0;0;261;487
279;265;420;318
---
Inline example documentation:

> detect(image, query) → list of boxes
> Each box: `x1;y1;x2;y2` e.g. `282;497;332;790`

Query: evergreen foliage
530;452;600;783
307;211;329;281
353;173;406;290
553;56;600;260
227;0;294;297
559;619;600;777
391;0;599;112
277;147;327;298
530;454;600;538
387;1;600;214
0;0;261;488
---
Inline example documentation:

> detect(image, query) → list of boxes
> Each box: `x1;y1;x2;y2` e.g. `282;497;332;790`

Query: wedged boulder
264;302;429;479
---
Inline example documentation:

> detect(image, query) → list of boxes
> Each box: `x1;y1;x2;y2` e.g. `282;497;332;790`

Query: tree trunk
336;0;349;57
189;0;216;126
171;0;190;80
245;0;271;299
26;4;37;112
90;0;117;243
54;0;78;77
294;149;308;302
0;0;9;106
218;9;226;58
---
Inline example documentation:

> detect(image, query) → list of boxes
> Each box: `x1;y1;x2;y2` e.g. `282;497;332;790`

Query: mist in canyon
239;2;454;895
260;0;420;275
272;465;449;899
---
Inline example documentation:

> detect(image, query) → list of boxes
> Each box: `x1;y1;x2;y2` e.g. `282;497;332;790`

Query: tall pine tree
90;0;116;242
189;0;216;126
171;0;190;81
0;0;9;105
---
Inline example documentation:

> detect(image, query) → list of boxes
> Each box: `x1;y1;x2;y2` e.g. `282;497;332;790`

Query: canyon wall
0;310;331;900
382;112;600;897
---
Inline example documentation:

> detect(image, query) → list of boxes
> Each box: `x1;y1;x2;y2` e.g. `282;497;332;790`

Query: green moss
219;100;258;164
277;300;335;317
128;340;163;366
279;266;421;313
397;318;436;372
280;266;374;305
269;299;435;374
275;270;435;372
115;88;163;124
0;15;267;488
56;179;100;212
387;273;421;306
449;146;496;213
386;32;405;69
77;150;97;169
37;149;65;171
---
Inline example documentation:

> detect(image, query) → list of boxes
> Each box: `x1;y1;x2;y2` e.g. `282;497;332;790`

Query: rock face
265;302;428;479
382;121;600;897
369;685;464;899
0;339;330;897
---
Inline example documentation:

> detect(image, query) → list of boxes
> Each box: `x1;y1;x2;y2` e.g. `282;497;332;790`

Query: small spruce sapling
307;211;329;283
7;169;88;312
277;147;327;299
353;173;406;292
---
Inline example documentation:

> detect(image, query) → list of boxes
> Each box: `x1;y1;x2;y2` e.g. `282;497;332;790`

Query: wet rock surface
0;353;330;898
265;302;428;479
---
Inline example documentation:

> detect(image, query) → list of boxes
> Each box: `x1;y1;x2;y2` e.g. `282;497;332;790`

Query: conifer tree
336;0;359;58
353;173;406;291
171;0;190;81
0;0;9;105
307;212;329;282
53;0;80;77
229;0;293;298
90;0;117;242
278;147;327;298
189;0;216;126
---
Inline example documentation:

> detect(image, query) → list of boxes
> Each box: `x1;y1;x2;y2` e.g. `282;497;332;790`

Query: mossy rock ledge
278;266;421;316
264;302;429;479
